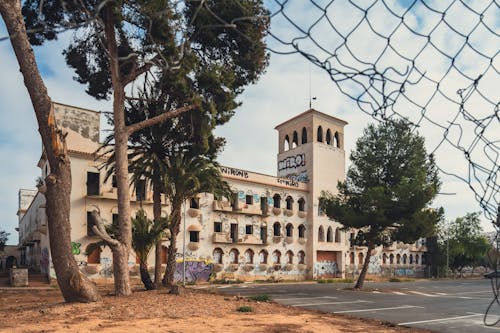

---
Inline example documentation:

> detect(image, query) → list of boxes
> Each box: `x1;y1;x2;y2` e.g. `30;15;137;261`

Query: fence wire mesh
1;0;499;325
264;0;499;223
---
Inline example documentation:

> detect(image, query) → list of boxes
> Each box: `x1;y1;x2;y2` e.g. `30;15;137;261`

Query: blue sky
1;1;498;244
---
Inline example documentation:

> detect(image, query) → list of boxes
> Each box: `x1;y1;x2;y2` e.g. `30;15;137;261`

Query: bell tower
275;108;348;278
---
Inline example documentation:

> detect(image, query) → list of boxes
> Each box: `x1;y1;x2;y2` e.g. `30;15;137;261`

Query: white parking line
408;291;439;297
292;300;371;307
334;305;424;314
398;313;483;326
274;296;337;301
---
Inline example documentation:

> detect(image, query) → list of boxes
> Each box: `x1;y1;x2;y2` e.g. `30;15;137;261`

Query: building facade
17;103;428;282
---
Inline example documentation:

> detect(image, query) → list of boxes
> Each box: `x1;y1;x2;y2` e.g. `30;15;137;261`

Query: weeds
248;294;272;302
236;305;253;312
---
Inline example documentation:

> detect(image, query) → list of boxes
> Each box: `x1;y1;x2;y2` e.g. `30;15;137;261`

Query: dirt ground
0;280;433;333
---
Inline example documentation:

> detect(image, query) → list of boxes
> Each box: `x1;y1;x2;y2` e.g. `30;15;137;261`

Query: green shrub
236;306;253;312
248;294;272;302
389;277;401;282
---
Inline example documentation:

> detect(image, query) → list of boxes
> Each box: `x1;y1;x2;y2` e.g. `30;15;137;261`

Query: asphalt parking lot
202;279;500;332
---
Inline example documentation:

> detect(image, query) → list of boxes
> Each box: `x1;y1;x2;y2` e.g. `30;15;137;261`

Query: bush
389;277;401;282
248;294;271;302
236;306;253;312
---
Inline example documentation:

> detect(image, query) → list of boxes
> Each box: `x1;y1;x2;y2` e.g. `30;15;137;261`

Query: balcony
212;200;233;212
239;234;263;245
298;210;307;218
187;208;200;218
212;232;232;244
240;204;262;215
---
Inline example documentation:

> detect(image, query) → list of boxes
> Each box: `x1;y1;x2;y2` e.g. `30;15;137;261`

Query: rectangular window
245;225;253;235
245;195;253;205
190;198;199;209
214;222;222;233
87;172;100;196
189;231;199;242
231;224;238;243
87;212;95;236
260;227;267;243
135;179;146;201
260;197;268;212
112;214;119;227
112;175;117;188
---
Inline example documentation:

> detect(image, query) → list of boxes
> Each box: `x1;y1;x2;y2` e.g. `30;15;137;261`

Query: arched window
213;248;224;264
286;250;294;264
292;131;298;148
402;254;407;265
421;253;427;265
396;254;401;264
415;254;419;264
318;226;325;242
358;252;364;265
298;251;305;264
284;135;290;151
317;126;323;142
273;222;281;237
244;249;254;264
334;132;340;148
259;250;268;264
272;250;281;264
327;226;333;242
409;254;414;264
382;253;388;264
389;253;394;264
286;223;293;237
301;127;307;144
285;196;293;210
350;252;355;264
298;198;305;211
326;129;332;144
298;224;306;238
273;194;281;208
335;228;341;242
229;248;239;264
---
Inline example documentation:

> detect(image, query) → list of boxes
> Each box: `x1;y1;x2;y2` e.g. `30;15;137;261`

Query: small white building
17;103;428;282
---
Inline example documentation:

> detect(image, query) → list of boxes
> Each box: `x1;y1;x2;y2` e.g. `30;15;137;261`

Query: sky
0;1;498;245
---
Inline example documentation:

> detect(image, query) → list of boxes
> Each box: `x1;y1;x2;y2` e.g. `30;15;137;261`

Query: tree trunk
104;5;132;297
0;0;100;303
354;244;374;289
153;175;163;288
139;260;154;291
163;207;181;288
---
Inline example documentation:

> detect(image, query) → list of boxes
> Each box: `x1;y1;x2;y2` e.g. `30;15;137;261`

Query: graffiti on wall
173;260;213;282
314;261;338;277
288;171;309;183
367;255;381;274
394;268;415;276
278;154;306;172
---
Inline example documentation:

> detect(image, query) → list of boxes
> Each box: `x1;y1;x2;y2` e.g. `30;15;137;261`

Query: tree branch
126;104;196;135
90;210;120;248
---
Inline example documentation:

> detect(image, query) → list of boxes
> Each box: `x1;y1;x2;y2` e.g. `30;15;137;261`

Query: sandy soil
0;282;434;333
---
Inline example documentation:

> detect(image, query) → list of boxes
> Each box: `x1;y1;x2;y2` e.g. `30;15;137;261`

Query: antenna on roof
309;63;316;109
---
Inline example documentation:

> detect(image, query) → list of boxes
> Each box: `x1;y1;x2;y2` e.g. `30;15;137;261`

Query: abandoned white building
17;103;428;282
